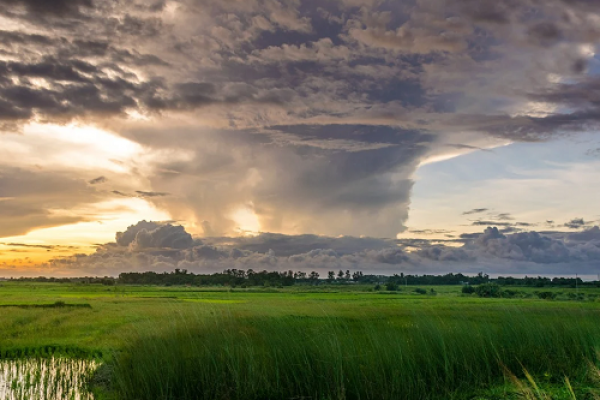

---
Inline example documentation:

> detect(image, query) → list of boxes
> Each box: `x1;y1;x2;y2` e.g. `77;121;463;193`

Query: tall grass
100;307;600;400
0;357;97;400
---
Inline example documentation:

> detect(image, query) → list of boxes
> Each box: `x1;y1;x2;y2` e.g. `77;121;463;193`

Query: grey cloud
40;222;600;277
468;226;595;264
135;191;169;198
0;167;108;237
132;126;431;238
564;218;586;229
89;176;107;185
462;208;488;215
130;225;194;250
115;221;195;250
207;232;395;257
586;148;600;158
471;220;512;227
3;0;600;244
115;220;163;247
527;22;563;45
568;226;600;241
409;229;454;235
185;245;229;260
416;245;473;262
0;0;92;18
494;213;513;221
366;248;409;264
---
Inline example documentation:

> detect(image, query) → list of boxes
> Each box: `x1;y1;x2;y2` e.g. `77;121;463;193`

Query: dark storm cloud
0;0;92;18
0;0;598;140
129;126;432;237
3;0;600;244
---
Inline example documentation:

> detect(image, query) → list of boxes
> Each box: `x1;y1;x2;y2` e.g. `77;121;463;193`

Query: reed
102;307;600;400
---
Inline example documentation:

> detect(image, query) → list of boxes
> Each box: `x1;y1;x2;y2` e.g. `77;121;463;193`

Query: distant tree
297;271;307;280
337;270;344;280
352;271;363;281
345;270;351;281
328;271;335;282
309;271;320;282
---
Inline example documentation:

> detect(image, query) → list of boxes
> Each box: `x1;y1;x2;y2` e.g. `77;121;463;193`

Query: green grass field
1;282;600;399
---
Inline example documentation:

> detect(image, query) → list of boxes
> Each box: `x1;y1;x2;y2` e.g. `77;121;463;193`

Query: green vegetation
0;281;600;399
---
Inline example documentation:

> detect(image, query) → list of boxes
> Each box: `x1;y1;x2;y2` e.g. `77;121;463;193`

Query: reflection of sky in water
0;358;97;400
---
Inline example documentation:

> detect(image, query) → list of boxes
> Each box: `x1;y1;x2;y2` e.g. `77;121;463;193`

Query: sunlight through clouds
1;123;142;172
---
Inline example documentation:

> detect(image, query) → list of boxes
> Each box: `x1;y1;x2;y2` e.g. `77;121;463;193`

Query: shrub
461;285;475;294
475;283;502;298
414;288;427;295
385;282;399;291
537;292;556;300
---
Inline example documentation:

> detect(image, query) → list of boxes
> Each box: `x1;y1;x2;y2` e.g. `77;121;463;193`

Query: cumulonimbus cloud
2;0;600;240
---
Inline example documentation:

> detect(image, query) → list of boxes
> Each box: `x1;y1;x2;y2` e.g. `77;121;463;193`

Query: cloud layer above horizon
31;221;600;278
1;0;600;273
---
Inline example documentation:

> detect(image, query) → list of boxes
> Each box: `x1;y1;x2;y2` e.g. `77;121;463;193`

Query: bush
461;285;475;294
502;289;520;298
386;282;399;291
475;283;502;298
414;288;427;295
374;284;381;291
537;291;556;300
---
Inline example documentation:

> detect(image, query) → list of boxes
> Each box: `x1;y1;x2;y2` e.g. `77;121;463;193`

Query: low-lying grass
99;307;600;400
0;301;92;309
1;283;600;399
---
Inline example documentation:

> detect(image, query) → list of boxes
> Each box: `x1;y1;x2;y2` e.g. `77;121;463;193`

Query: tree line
5;270;599;288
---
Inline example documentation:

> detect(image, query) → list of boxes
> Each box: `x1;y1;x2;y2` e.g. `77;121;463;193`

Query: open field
1;282;600;399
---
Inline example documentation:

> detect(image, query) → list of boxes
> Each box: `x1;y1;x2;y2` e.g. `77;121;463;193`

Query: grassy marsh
0;282;599;399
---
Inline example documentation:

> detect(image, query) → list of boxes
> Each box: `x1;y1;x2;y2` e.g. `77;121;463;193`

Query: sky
1;0;600;278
